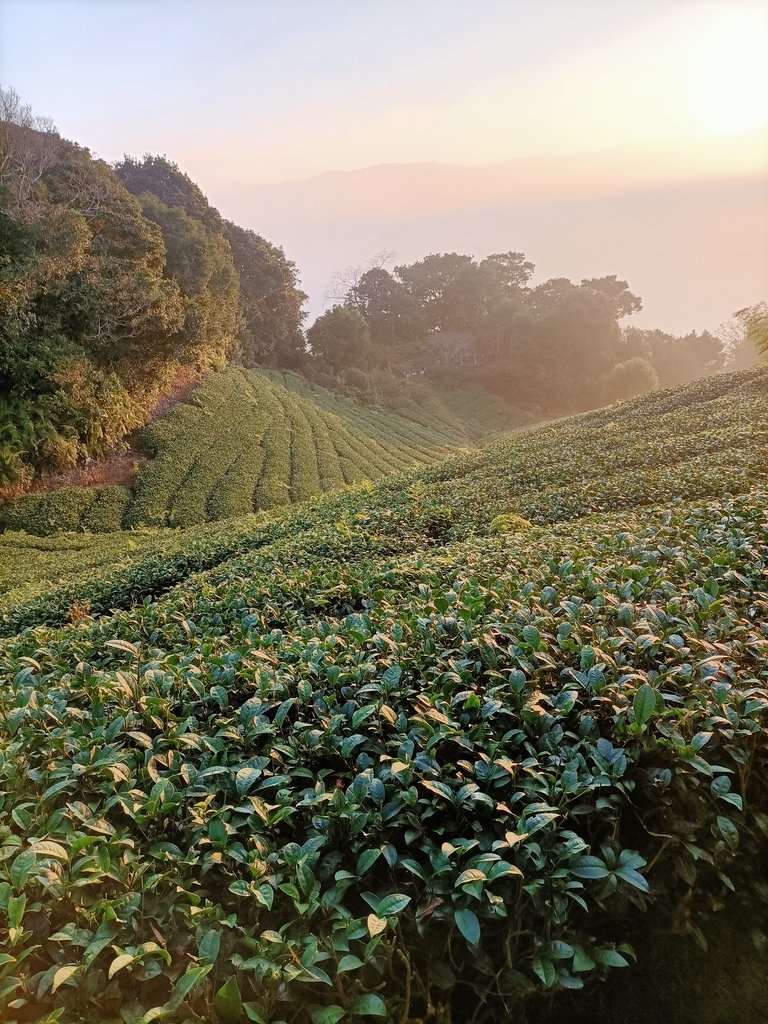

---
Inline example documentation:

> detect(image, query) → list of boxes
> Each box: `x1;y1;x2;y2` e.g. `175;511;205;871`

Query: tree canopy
0;91;307;493
309;249;736;413
736;301;768;361
223;220;307;368
307;305;371;372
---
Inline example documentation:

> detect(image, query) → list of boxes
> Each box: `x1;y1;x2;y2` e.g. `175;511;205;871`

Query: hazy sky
1;0;767;331
3;0;767;182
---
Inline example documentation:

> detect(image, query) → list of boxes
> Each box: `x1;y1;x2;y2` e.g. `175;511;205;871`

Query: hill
4;87;756;524
0;367;530;535
0;98;307;500
0;367;766;1023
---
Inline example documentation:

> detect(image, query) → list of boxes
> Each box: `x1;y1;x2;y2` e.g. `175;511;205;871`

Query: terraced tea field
0;367;766;1024
1;366;765;632
0;368;528;535
265;371;529;445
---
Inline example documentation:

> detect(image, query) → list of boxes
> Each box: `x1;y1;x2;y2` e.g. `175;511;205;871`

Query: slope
0;367;765;1024
0;367;529;536
0;366;765;631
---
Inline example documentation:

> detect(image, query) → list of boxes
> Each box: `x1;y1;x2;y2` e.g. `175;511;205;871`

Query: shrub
0;488;766;1022
107;366;481;531
0;486;96;535
287;400;321;502
603;357;659;403
489;512;534;534
81;486;130;533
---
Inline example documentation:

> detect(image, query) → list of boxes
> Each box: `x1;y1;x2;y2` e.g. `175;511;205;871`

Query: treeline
0;88;306;492
307;255;758;411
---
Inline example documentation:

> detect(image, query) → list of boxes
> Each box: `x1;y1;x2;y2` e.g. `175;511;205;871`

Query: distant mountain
209;131;768;333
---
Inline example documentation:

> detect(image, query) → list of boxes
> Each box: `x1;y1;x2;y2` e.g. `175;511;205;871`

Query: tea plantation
0;367;766;1024
0;369;530;536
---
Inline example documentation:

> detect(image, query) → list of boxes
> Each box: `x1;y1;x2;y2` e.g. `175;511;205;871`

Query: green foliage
0;364;766;1021
0;486;96;535
1;365;765;615
137;193;242;369
332;251;730;416
0;99;306;496
580;274;643;318
124;366;450;529
621;326;725;389
0;87;765;1024
344;266;424;350
223;220;307;368
737;301;768;360
603;356;659;403
307;306;372;372
113;153;223;230
80;486;130;533
489;512;534;534
0;120;177;487
3;367;525;536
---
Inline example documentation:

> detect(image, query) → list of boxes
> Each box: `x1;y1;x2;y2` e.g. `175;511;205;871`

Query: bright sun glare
689;5;768;134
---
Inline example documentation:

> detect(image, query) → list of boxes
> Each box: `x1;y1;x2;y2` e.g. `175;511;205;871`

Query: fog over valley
211;130;768;333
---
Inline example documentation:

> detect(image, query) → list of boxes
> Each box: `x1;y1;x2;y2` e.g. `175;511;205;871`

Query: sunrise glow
689;4;768;134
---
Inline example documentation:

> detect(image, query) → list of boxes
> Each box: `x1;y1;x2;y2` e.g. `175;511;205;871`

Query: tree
394;253;476;331
223;220;307;368
115;154;221;230
46;154;186;374
118;155;310;370
527;278;625;410
0;103;191;488
437;262;494;332
326;249;395;306
474;298;536;363
307;306;371;372
735;302;768;361
622;326;725;388
716;316;757;371
1;91;316;493
1;95;248;490
345;266;423;352
604;356;659;403
139;194;241;368
581;275;642;319
0;84;60;219
479;251;535;294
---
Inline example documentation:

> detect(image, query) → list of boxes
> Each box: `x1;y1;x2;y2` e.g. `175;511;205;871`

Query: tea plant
1;368;511;536
0;492;766;1023
2;366;766;636
0;366;765;1023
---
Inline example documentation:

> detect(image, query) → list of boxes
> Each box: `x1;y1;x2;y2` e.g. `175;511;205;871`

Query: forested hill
2;86;764;518
0;90;306;497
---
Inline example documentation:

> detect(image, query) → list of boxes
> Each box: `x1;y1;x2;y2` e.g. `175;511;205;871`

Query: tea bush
0;487;97;536
81;487;131;534
489;513;534;534
266;371;526;450
0;366;766;1023
1;368;505;536
0;493;766;1023
1;366;766;636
